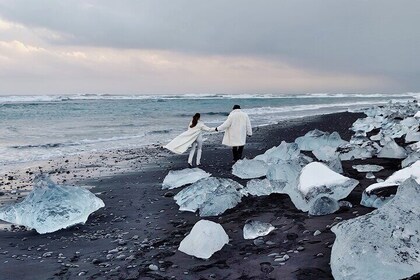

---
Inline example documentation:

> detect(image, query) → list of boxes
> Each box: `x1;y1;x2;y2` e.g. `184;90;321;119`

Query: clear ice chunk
312;146;338;161
254;141;300;163
232;158;268;179
352;164;384;173
0;175;104;234
308;196;340;216
295;129;348;151
174;177;244;217
178;220;229;259
325;156;343;174
402;152;420;168
331;178;420;280
361;160;420;208
338;143;375;161
241;178;285;196
296;162;359;212
162;168;211;189
405;130;420;143
351;116;384;133
243;220;275;239
377;139;407;159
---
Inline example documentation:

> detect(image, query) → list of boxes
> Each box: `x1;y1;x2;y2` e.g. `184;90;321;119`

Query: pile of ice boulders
331;178;420;280
0;175;104;234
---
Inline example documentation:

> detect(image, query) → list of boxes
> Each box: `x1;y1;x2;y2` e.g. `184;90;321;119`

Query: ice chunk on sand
312;146;337;161
295;162;359;212
351;116;383;133
162;168;211;189
377;139;407;159
254;141;300;163
405;130;420;143
361;160;420;208
414;111;420;118
402;152;420;168
266;160;302;184
178;220;229;259
352;164;384;173
325;156;343;174
174;177;243;217
241;178;284;196
0;175;104;234
243;220;275;239
308;196;340;216
295;129;348;151
232;158;268;179
337;143;375;161
331;178;420;280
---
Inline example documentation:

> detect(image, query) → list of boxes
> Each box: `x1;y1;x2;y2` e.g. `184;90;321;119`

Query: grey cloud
1;0;420;89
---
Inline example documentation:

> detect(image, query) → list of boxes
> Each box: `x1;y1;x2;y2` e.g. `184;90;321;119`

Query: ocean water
0;93;417;171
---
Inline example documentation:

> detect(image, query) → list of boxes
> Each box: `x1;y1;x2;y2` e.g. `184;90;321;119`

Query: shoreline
0;111;405;279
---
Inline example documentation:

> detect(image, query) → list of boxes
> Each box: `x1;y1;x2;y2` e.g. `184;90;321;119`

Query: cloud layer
0;1;418;94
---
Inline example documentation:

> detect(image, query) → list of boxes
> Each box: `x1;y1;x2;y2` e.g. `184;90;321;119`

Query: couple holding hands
165;105;252;167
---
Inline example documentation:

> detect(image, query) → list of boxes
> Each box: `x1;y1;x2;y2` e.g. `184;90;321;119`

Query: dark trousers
232;146;244;161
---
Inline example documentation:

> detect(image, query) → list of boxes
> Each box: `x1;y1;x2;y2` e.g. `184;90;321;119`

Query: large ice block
361;160;420;208
178;220;229;259
232;158;268;179
295;162;359;212
241;178;285;196
174;177;244;217
295;129;348;151
338;143;376;161
331;178;420;280
254;141;300;163
402;152;420;168
243;220;275;239
377;139;407;159
0;175;104;234
308;196;340;216
162;168;211;189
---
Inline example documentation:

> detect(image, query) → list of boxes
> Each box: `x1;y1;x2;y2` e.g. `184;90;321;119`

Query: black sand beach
0;112;405;279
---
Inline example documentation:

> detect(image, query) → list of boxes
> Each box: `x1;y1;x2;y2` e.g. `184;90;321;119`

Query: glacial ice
402;152;420;168
162;168;211;189
295;129;348;151
361;161;420;208
0;175;104;234
243;220;275;239
174;177;244;217
266;160;302;184
308;196;340;216
352;164;384;173
241;178;285;196
312;146;337;161
232;158;268;179
351;116;383;133
325;156;343;174
254;141;300;163
338;143;375;161
178;220;229;259
415;111;420;118
331;178;420;280
405;130;420;143
294;162;359;212
377;139;407;159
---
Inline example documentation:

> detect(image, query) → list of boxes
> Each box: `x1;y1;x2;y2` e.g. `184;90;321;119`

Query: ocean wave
10;134;146;150
0;92;416;104
242;100;392;116
147;129;172;134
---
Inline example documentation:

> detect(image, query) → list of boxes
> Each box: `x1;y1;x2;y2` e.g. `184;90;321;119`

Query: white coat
164;121;213;154
217;109;252;147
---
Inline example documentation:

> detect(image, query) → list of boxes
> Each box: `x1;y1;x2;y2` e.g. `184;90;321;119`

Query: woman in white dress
164;113;214;167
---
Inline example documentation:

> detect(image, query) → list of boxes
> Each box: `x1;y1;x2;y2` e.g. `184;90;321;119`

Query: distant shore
0;111;403;279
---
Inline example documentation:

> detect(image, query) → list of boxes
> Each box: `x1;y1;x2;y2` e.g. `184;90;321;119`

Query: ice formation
402;152;420;168
254;141;300;163
294;162;359;212
308;196;340;216
361;161;420;208
377;139;407;159
178;220;229;259
352;164;384;173
232;158;268;179
295;129;347;151
243;220;275;239
0;175;104;234
331;178;420;280
162;168;211;189
312;146;338;161
241;179;285;196
338;143;376;161
174;177;244;217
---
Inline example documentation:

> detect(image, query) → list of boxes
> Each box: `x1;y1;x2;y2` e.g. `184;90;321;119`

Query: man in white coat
216;105;252;162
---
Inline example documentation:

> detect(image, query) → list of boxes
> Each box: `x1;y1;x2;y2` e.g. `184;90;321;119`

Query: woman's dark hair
190;113;200;128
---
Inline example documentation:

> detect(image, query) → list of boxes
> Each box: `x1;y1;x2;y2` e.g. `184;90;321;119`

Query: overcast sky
0;0;419;95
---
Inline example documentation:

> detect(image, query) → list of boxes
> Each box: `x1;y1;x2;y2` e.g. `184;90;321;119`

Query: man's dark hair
233;105;241;110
